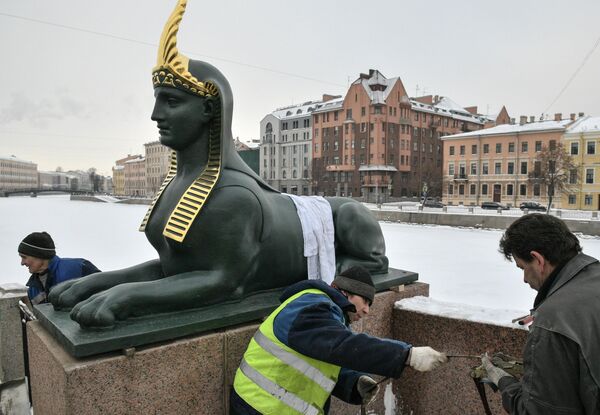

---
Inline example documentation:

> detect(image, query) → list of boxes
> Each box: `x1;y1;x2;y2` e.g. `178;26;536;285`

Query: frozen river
2;195;600;314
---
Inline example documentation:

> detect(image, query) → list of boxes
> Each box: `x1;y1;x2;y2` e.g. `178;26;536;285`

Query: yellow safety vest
233;288;342;415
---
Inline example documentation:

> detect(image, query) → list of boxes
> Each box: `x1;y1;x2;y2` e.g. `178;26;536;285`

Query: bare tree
529;142;578;212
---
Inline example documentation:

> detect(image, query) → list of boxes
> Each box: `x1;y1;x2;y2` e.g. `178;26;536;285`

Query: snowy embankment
2;195;600;313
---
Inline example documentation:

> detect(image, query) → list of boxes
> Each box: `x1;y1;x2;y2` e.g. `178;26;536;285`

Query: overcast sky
1;1;599;175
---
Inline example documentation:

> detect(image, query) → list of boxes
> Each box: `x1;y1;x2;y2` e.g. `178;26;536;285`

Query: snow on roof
124;156;145;164
395;296;527;329
353;72;400;104
271;99;327;120
410;97;487;125
358;165;398;172
565;115;600;134
311;97;344;113
442;118;573;140
0;155;36;164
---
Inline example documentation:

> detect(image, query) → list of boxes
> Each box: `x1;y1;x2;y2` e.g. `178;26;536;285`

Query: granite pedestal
27;283;426;415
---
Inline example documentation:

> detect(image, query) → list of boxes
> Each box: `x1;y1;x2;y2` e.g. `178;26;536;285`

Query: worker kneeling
231;266;447;414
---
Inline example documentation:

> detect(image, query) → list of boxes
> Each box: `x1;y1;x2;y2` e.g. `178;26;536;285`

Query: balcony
527;172;544;182
453;173;468;181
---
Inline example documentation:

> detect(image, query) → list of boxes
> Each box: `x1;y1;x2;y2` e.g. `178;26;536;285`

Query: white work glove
481;353;511;386
408;346;448;372
356;375;379;405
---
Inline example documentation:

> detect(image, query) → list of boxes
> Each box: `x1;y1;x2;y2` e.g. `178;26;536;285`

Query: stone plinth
28;283;426;415
0;283;28;383
392;305;528;415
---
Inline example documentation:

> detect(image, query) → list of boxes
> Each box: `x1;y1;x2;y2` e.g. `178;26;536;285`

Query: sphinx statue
48;0;388;328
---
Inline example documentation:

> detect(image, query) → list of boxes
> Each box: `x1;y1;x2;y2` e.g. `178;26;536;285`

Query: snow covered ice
3;195;600;315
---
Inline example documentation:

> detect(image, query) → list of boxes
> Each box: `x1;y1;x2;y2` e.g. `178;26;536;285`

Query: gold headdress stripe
152;0;218;98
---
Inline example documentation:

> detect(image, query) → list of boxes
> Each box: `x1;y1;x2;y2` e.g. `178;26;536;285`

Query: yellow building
441;115;574;208
561;115;600;210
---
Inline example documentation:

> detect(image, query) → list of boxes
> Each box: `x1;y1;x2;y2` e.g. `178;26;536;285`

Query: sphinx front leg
70;270;242;328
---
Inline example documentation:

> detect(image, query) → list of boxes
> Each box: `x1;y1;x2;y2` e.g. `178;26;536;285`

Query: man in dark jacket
18;232;100;305
483;214;600;414
231;266;447;415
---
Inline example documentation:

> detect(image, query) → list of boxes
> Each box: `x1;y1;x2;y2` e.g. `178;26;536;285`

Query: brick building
311;69;503;200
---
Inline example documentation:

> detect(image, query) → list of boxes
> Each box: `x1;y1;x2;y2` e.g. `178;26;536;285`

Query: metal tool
446;354;480;359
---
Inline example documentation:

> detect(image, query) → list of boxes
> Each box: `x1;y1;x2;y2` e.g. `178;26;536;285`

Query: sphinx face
151;87;213;151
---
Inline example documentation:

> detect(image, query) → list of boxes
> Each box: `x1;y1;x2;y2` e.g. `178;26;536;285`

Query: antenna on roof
415;84;420;96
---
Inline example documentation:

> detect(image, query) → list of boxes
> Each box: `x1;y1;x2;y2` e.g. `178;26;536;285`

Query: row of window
449;140;556;156
281;119;311;130
570;141;597;155
264;157;310;168
448;183;542;197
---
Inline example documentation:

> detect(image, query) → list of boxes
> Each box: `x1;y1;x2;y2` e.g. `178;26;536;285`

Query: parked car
519;201;546;211
423;200;445;208
481;201;509;210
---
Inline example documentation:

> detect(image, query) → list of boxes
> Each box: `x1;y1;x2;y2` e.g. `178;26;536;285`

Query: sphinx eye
166;97;179;107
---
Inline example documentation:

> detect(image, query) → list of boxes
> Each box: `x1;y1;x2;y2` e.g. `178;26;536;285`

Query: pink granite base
392;309;528;415
27;282;427;415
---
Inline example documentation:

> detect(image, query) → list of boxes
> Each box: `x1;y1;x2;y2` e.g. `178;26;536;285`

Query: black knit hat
18;232;56;259
332;266;376;305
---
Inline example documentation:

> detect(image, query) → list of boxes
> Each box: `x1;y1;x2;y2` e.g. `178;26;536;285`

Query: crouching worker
231;266;447;414
18;232;101;305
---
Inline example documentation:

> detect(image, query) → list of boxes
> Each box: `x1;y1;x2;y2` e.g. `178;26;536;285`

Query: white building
260;96;341;195
0;155;38;190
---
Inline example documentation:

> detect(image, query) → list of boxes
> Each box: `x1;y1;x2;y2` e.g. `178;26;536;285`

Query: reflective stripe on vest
233;288;342;415
239;359;320;415
253;330;336;393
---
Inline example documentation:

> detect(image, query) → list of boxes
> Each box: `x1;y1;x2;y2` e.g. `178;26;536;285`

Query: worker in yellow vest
231;266;447;414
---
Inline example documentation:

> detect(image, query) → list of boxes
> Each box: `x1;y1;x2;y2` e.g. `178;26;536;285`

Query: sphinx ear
202;96;217;119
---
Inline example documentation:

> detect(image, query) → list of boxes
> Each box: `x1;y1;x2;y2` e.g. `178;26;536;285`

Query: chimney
570;113;576;121
359;72;369;80
529;116;535;123
520;116;527;125
369;69;376;77
554;113;562;121
579;112;585;118
434;95;439;104
510;118;516;125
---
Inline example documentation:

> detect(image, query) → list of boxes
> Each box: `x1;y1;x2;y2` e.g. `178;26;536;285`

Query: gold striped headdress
151;0;218;98
140;0;222;242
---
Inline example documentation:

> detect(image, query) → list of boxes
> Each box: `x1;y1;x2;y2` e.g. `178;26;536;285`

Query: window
482;184;488;195
471;144;477;155
482;162;489;175
459;185;465;195
569;169;578;184
571;142;579;155
520;161;528;174
522;142;528;152
346;109;352;119
585;195;593;205
495;143;502;153
508;142;515;153
507;184;513;196
520;184;527;196
361;107;366;116
495;162;502;174
587;141;596;155
568;194;576;204
483;144;489;154
535;141;542;152
448;163;455;175
507;162;514;174
470;184;476;195
334;111;338;121
460;145;465;155
586;168;594;184
470;162;477;175
449;146;455;155
448;184;454;195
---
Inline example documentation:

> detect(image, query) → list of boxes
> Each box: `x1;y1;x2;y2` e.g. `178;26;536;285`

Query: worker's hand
356;375;379;405
408;346;448;372
481;353;511;386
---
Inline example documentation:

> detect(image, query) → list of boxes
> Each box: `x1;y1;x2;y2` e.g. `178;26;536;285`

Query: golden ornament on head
152;0;218;98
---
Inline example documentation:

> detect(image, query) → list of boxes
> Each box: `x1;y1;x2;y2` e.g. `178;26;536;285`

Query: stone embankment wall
371;209;600;235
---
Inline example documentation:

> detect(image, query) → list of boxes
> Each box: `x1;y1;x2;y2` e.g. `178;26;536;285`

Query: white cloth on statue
286;194;336;284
